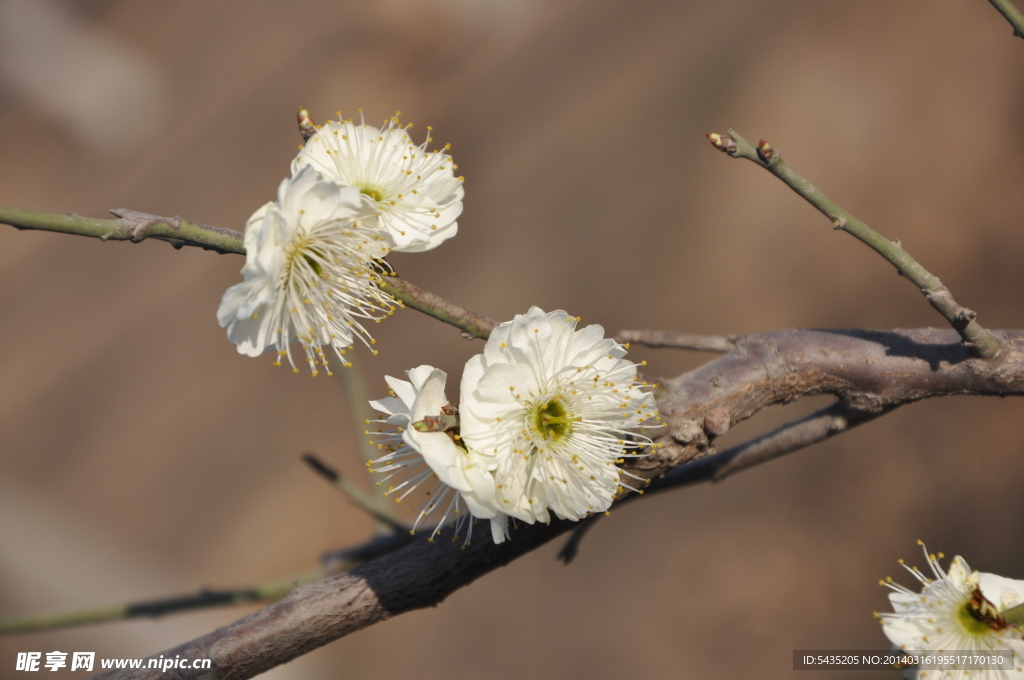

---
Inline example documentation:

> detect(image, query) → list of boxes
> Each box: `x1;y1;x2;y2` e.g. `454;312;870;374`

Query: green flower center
285;240;326;279
302;253;324;277
360;187;384;202
530;398;574;442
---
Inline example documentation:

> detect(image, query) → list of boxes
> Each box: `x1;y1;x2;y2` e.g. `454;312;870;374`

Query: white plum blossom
292;112;463;253
459;306;660;525
217;165;397;375
878;542;1024;680
366;365;508;545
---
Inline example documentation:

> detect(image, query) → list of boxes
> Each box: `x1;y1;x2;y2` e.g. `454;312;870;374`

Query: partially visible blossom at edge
217;165;398;375
292;111;463;253
366;365;509;545
878;541;1024;680
459;306;662;526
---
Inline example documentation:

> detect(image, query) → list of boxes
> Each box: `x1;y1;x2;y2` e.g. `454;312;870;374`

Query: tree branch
94;327;1024;679
556;516;600;564
706;131;1004;361
649;402;881;490
0;577;322;637
0;205;245;255
0;527;420;637
331;363;405;532
616;329;736;352
557;402;877;562
301;454;408;535
377;275;496;339
988;0;1024;38
95;520;573;680
0;206;495;340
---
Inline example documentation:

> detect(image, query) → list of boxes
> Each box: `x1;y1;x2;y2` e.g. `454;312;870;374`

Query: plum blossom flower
217;165;397;375
878;542;1024;680
459;306;660;525
366;365;508;545
292;111;463;253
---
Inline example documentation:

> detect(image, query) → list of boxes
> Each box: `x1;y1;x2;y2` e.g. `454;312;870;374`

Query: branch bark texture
616;329;736;352
96;327;1024;679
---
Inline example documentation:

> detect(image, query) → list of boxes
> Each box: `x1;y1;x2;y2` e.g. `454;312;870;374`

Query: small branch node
460;331;474;340
670;420;705;445
957;307;978;324
703;408;731;437
924;284;950;303
831;217;847;231
110;208;177;243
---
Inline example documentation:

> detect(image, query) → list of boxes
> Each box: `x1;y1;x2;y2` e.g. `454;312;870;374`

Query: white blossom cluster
878;542;1024;680
202;103;1024;656
216;108;662;544
218;111;463;375
366;307;662;545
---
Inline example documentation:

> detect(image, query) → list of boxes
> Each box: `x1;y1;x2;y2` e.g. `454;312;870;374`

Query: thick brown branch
96;521;573;680
617;329;736;352
97;327;1024;680
649;402;881;490
630;328;1024;484
559;402;879;561
0;532;415;636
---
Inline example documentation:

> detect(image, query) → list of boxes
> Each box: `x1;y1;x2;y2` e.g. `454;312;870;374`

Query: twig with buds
706;130;1004;360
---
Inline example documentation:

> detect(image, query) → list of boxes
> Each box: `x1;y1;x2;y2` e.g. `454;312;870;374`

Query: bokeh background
2;0;1024;677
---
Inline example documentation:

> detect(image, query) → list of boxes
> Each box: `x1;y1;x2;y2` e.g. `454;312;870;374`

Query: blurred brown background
2;0;1024;678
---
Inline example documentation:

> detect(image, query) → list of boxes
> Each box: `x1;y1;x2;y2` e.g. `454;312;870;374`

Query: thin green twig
0;571;323;635
0;451;418;637
302;453;407;534
0;205;246;255
378;276;495;339
988;0;1024;38
332;364;404;534
707;130;1003;360
0;205;495;339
